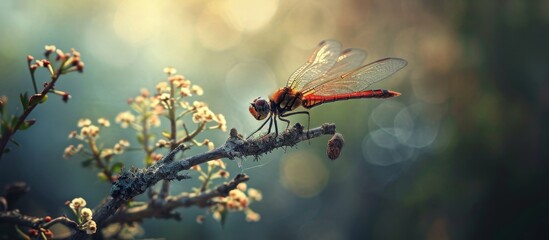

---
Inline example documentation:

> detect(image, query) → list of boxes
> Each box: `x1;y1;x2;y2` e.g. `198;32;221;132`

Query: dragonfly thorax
269;87;303;114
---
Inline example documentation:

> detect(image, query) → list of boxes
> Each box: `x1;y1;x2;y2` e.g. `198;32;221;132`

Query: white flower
248;188;263;201
191;85;204;96
69;197;86;210
245;210;261;222
80;207;93;221
85;220;97;234
98;118;110;127
77;118;92;127
115;111;135;128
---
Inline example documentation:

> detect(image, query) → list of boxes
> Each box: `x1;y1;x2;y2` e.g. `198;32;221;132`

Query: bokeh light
280;151;330;198
1;0;548;239
221;0;279;33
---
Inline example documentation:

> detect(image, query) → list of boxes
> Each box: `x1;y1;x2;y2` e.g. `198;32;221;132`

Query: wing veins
302;57;407;96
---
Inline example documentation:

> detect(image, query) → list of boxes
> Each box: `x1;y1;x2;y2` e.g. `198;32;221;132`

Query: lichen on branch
71;123;336;240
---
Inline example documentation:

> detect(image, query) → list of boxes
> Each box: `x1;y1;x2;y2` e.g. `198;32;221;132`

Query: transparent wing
300;48;367;91
286;40;342;91
302;58;407;96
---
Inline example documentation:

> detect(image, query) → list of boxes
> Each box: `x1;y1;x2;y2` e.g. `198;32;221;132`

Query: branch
0;209;79;230
103;174;249;225
72;123;336;239
0;65;63;160
1;182;30;211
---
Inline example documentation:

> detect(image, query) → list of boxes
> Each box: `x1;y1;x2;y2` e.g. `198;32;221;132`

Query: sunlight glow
112;1;162;45
196;6;242;51
221;0;279;32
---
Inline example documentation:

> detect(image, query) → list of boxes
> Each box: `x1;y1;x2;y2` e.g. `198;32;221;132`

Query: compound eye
249;105;261;119
254;98;267;107
248;97;270;120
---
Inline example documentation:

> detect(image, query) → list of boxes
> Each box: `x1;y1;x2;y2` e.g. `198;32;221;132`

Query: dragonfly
247;40;407;139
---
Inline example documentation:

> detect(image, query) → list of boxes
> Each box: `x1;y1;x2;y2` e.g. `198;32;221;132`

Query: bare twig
88;137;114;184
0;210;79;230
158;81;179;200
72;123;335;239
177;121;206;145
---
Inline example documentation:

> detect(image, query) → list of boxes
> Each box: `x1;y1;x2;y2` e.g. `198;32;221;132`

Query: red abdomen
302;89;401;109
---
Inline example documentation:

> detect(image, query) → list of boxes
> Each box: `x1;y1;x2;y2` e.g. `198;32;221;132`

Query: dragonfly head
249;97;270;120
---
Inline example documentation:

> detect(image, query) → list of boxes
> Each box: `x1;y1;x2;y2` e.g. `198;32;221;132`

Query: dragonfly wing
286;40;342;90
303;57;407;96
326;48;368;76
300;48;368;91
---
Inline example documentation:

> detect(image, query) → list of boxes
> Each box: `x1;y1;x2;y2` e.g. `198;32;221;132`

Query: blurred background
1;0;548;239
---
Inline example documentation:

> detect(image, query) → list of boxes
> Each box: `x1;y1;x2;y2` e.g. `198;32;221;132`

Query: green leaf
28;94;45;106
19;92;29;110
81;158;94;168
162;131;171;139
18;119;36;131
1;119;9;133
145;154;153;166
220;209;228;228
111;162;124;175
8;138;20;147
97;172;109;181
136;134;145;145
0;98;5;115
40;94;48;103
126;201;147;208
10;115;18;128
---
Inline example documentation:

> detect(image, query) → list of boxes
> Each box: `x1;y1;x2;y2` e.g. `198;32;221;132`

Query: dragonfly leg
280;111;311;138
273;115;279;136
267;116;273;134
277;114;291;130
247;115;272;139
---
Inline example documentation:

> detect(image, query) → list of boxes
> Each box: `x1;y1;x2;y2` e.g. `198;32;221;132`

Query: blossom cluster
64;118;130;160
41;45;84;74
210;182;263;223
112;67;227;165
192;141;262;223
67;197;96;235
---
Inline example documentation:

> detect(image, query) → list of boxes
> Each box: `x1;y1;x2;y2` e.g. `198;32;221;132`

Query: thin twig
88;137;114;184
159;80;178;200
0;210;79;230
177;121;207;145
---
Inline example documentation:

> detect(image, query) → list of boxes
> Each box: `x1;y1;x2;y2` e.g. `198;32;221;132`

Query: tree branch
103;173;249;225
72;123;336;239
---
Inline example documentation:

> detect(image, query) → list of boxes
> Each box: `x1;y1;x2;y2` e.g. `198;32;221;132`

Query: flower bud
326;133;345;160
62;93;71;103
76;61;84;73
196;215;205;224
44;45;56;57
